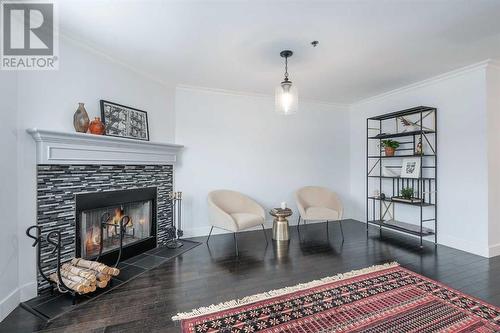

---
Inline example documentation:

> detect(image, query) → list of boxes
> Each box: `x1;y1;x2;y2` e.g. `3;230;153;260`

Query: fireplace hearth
76;187;157;266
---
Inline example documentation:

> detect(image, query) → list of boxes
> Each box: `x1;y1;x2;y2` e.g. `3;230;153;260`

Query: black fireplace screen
80;200;152;258
75;187;157;261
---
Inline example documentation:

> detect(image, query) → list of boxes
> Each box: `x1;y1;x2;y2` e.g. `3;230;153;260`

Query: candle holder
166;191;184;249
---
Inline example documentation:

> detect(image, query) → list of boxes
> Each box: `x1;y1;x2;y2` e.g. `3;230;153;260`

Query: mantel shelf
27;128;183;165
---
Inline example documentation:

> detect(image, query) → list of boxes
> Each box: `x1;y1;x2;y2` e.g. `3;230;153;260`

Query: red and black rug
173;263;500;332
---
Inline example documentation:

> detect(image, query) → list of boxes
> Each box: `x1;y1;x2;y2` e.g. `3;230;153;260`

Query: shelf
367;197;434;207
368;175;435;180
367;219;435;236
368;106;436;121
368;154;435;159
368;130;435;139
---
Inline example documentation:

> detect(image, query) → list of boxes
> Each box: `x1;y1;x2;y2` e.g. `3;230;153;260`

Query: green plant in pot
400;187;414;200
381;139;400;156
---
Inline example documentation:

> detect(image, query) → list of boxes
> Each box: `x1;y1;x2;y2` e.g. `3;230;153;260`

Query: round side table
270;208;293;241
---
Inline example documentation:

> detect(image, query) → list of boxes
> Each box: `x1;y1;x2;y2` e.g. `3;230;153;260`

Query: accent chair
294;186;344;240
207;189;268;255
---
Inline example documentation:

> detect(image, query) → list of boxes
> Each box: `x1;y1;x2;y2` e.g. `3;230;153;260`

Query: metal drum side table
270;208;292;241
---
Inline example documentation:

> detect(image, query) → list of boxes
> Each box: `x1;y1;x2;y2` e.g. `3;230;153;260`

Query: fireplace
75;187;157;265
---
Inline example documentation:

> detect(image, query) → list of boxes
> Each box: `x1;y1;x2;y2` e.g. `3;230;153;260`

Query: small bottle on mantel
89;117;106;135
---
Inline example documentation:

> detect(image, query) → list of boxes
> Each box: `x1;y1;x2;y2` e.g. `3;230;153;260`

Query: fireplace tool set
166;191;184;249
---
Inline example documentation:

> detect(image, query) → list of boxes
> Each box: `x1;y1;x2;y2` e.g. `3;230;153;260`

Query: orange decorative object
89;117;106;135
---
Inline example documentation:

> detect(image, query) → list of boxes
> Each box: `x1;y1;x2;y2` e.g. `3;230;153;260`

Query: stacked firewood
49;258;120;294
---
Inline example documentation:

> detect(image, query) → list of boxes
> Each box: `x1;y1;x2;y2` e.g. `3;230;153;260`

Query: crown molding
176;84;349;108
353;60;495;106
60;34;170;87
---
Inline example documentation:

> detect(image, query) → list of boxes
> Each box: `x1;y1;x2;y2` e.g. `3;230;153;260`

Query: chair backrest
208;189;258;215
296;186;341;209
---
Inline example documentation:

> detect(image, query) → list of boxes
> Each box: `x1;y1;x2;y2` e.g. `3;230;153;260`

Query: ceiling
59;0;500;104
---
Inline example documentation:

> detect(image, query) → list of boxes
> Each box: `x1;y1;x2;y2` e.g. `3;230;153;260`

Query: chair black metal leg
261;224;268;245
326;220;329;234
297;216;301;229
206;226;214;244
234;232;239;256
339;220;344;241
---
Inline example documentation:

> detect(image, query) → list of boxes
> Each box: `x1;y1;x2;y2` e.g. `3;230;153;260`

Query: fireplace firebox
75;187;157;265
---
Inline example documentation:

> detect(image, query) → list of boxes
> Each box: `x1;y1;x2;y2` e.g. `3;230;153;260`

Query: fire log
61;263;97;283
71;258;120;276
49;273;89;294
58;268;94;287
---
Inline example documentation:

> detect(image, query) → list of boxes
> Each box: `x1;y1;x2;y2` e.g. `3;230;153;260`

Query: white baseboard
488;242;500;257
0;281;36;322
182;219;337;239
0;288;20;322
438;234;489;257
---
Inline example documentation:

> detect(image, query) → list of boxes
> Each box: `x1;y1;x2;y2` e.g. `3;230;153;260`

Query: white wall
11;38;176;309
349;64;491;256
0;72;20;321
486;64;500;256
175;86;351;237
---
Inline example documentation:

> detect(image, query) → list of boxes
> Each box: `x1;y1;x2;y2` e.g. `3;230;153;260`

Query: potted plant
392;187;422;203
381;139;400;156
400;187;414;200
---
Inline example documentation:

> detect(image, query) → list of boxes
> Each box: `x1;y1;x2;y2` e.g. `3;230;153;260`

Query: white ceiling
59;0;500;104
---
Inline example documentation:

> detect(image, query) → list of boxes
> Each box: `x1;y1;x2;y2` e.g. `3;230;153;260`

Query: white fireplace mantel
27;128;183;165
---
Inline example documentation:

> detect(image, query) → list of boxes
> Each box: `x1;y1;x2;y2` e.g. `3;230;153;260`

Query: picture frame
100;100;150;141
400;158;421;178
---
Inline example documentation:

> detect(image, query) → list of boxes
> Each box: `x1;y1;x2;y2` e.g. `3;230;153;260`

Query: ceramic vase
89;117;106;135
73;103;90;133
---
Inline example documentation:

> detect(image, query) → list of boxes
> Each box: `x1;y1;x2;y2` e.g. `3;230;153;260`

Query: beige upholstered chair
207;190;267;255
295;186;344;240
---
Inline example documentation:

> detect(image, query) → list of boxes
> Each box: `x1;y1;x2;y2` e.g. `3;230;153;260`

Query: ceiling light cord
284;56;289;81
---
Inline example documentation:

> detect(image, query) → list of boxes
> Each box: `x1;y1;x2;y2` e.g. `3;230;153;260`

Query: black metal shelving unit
366;106;437;248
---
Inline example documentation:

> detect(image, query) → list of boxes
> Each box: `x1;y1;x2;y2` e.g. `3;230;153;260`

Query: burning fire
85;227;101;254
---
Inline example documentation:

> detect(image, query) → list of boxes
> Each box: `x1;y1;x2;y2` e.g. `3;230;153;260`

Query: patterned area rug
173;263;500;333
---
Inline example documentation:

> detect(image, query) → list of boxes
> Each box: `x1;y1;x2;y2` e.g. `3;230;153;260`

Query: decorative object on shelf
391;188;422;204
400;158;421;178
382;166;400;177
398;116;420;132
166;191;184;249
400;187;414;200
381;139;400;156
88;117;106;135
379;193;386;200
415;137;423;155
398;115;433;133
280;201;287;209
100;100;149;141
275;50;298;115
73;103;90;133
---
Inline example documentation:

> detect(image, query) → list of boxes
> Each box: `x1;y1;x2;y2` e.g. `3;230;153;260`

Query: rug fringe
172;262;399;321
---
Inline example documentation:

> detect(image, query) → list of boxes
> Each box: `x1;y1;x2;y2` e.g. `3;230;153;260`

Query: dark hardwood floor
2;219;500;333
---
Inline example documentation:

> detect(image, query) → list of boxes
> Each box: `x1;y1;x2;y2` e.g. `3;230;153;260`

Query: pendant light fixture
275;50;298;115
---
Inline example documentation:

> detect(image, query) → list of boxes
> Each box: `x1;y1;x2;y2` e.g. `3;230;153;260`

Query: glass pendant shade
275;80;298;115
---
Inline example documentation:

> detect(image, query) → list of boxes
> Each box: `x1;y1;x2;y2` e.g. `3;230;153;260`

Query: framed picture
400;158;421;178
100;100;149;141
